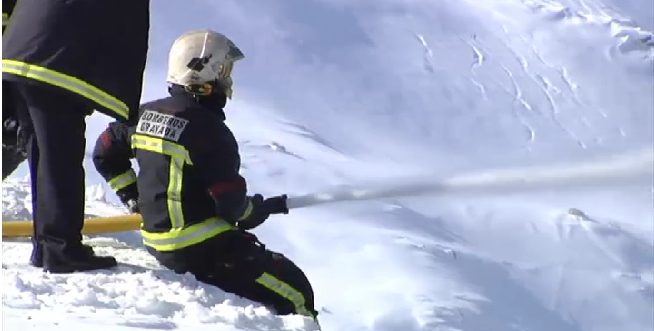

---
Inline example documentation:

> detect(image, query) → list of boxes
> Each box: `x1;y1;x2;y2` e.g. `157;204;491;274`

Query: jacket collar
168;84;227;120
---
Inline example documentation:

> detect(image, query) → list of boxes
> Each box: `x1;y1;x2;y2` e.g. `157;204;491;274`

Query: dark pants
149;230;318;319
11;82;89;261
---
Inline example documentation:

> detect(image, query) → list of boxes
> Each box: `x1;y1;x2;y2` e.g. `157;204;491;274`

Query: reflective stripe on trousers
255;272;314;318
1;60;129;119
140;217;234;251
108;169;137;192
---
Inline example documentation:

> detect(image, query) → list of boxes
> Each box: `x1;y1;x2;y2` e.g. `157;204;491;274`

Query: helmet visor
225;41;245;63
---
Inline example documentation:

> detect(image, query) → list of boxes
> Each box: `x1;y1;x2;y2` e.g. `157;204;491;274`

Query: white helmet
166;30;245;99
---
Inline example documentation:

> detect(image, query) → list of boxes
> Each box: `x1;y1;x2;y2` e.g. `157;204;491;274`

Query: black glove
263;194;289;215
123;199;140;214
235;194;270;230
3;117;20;143
116;183;139;214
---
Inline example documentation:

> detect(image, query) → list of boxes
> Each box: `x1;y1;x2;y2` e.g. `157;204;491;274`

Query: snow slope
3;0;653;330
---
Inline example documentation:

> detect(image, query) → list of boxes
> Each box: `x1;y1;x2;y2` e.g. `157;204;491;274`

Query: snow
3;0;653;330
3;238;319;331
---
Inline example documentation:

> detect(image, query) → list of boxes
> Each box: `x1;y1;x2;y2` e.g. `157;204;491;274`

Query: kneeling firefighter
92;30;319;320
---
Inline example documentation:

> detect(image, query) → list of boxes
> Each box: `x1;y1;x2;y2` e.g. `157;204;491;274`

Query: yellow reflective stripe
255;272;313;317
108;169;137;192
131;134;193;230
131;134;193;165
167;155;184;228
133;133;231;251
2;13;8;26
140;217;234;251
237;200;253;221
1;60;129;119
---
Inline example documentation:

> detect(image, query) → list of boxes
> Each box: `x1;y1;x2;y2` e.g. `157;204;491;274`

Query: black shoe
43;245;117;274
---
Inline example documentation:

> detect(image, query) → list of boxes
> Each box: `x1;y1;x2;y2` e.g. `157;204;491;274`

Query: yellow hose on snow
2;214;142;238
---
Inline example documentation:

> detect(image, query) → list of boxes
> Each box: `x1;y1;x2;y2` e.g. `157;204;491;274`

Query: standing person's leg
14;83;117;273
26;129;41;266
27;133;41;267
10;82;41;267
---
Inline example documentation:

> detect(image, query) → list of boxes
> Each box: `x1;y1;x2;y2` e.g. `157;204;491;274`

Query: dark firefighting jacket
92;91;256;252
2;0;149;123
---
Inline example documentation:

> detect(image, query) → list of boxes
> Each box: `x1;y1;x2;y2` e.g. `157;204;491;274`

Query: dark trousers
149;230;318;319
11;82;89;260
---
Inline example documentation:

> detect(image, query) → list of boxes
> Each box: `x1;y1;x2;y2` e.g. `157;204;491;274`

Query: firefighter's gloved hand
264;194;289;215
117;183;140;214
124;199;140;214
3;117;20;142
235;194;270;230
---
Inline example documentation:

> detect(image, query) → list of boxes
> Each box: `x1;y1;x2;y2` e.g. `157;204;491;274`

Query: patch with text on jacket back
136;110;189;142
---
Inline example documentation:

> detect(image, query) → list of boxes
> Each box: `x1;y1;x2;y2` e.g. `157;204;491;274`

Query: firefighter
91;30;319;321
2;0;27;180
2;0;150;272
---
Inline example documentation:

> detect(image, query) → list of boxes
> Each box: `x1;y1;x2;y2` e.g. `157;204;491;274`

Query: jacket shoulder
177;109;234;150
